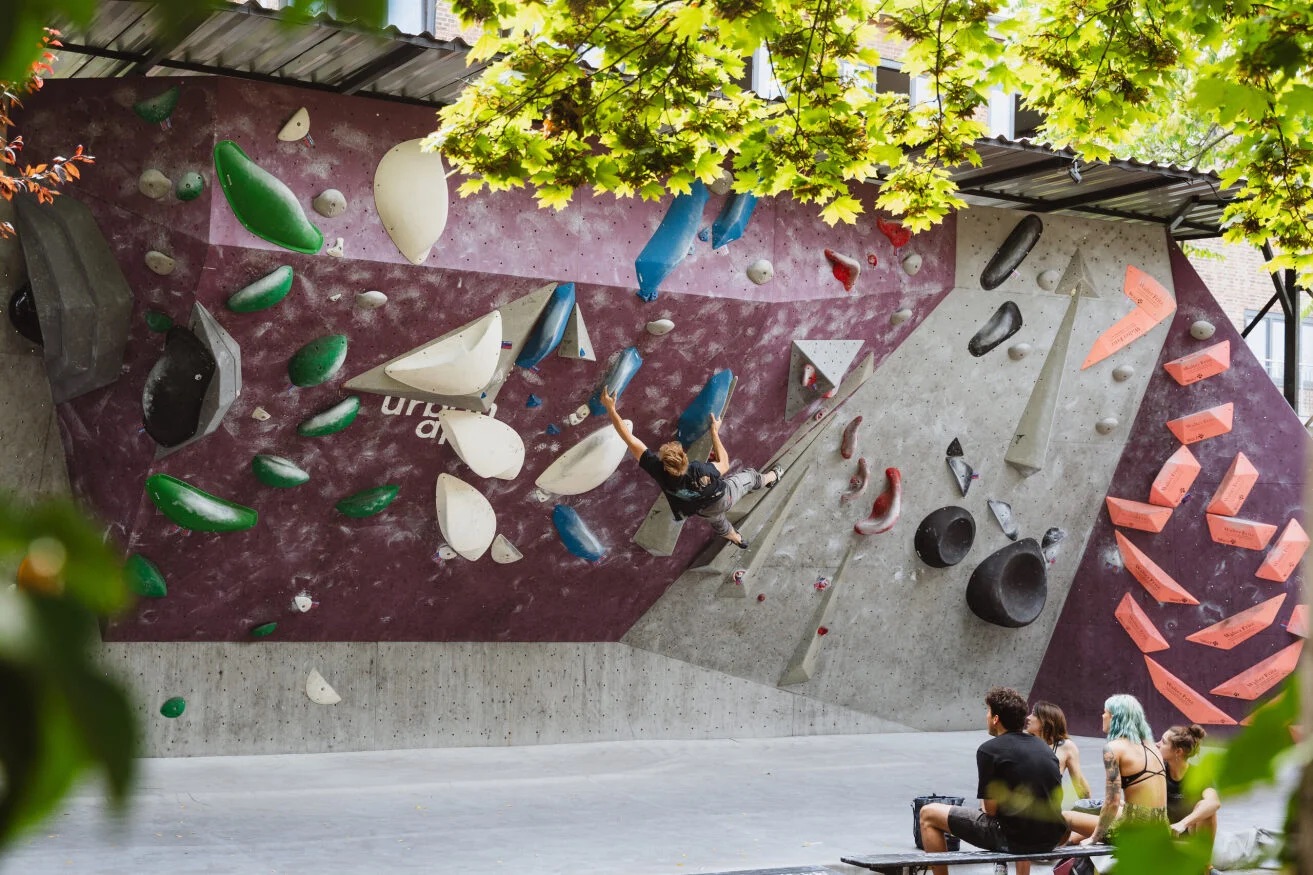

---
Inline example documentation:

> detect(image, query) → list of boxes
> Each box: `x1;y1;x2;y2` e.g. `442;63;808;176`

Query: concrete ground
2;732;1291;874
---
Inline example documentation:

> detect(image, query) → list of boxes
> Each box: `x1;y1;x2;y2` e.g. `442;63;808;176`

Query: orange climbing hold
1286;604;1308;638
1145;657;1237;725
1166;402;1234;445
1211;641;1304;700
1114;592;1170;653
1185;594;1286;650
1163;341;1231;386
1115;532;1198;605
1206;453;1259;517
1148;445;1201;508
1206;514;1278;550
1106;497;1173;533
1256;519;1309;582
1081;265;1176;369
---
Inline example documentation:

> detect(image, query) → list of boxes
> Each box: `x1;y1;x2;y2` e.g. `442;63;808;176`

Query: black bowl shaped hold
7;282;42;345
914;506;976;568
966;538;1047;628
980;214;1043;290
142;326;216;448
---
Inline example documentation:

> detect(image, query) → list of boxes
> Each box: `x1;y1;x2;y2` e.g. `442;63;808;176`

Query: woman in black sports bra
1159;724;1220;842
1063;694;1168;844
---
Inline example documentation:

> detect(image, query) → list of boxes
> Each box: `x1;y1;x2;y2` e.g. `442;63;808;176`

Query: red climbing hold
855;467;902;534
756;593;766;602
824;249;860;292
817;626;829;636
841;416;862;459
876;216;912;248
866;254;879;267
841;457;870;504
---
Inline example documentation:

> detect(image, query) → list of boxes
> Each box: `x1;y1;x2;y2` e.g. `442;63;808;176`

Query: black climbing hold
981;215;1043;290
142;326;216;447
968;301;1023;357
7;282;42;345
966;538;1047;628
947;457;974;497
987;498;1018;540
1041;526;1067;562
914;506;976;568
946;438;963;458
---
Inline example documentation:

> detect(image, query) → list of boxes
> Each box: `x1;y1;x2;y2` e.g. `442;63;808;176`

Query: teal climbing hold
635;182;709;301
160;696;186;718
145;473;258;532
335;484;400;518
676;368;734;447
134;86;180;124
298;396;360;437
144;310;173;333
289;334;348;387
251;454;310;488
124;553;167;598
213;140;323;254
226;266;294;313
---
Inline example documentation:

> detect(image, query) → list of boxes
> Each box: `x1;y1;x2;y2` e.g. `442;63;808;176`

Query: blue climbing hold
587;347;643;416
516;282;576;368
697;227;711;242
676;369;734;447
634;182;709;302
546;423;561;435
711;193;758;249
552;504;606;562
526;394;543;408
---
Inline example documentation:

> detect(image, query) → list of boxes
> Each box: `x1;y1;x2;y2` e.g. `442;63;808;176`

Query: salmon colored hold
1113;592;1170;653
1256;519;1309;582
1144;656;1237;725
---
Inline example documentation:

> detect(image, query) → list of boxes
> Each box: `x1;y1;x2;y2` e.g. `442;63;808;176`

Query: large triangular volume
1005;250;1097;477
779;544;856;686
784;339;863;420
344;283;557;412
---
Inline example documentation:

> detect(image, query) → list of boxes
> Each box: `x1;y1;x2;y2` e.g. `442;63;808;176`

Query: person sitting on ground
1064;694;1168;845
919;687;1067;875
600;387;781;549
1026;701;1093;800
1159;723;1220;846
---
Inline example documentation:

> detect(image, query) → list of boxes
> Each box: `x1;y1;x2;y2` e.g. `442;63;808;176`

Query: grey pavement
1;732;1292;875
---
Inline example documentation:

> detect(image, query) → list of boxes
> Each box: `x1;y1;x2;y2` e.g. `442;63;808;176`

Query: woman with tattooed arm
1062;695;1168;844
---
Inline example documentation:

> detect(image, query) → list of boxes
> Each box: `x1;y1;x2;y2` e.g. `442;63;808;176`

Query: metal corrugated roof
48;0;483;107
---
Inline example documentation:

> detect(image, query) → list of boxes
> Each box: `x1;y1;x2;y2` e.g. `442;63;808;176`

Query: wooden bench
841;843;1113;874
697;867;844;875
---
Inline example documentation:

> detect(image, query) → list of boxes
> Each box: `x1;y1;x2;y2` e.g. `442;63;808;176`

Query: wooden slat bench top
842;843;1113;874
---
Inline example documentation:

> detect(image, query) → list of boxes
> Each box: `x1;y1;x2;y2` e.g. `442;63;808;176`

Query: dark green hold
250;622;277;638
213;140;324;254
176;171;205;201
335;484;400;518
251;454;310;488
289;334;348;387
145;473;259;532
160;696;186;718
134;86;180;124
144;310;174;333
124;553;167;598
297;396;360;437
226;265;294;313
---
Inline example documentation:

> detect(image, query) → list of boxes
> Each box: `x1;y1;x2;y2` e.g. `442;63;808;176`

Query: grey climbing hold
708;169;734;196
1041;527;1066;563
1190;319;1216;340
900;253;922;276
293;594;314;612
436;545;457;560
139;169;171;199
746;259;774;284
356;290;387;309
1007;342;1032;360
1095;416;1119;435
326;237;344;257
278;107;310;142
946;438;963;457
1037;268;1061;291
645;318;675;336
1112;365;1135;382
251;406;271;421
947;456;974;497
890;307;912;326
313;189;347;218
987;498;1018;540
145;250;176;275
968;301;1023;356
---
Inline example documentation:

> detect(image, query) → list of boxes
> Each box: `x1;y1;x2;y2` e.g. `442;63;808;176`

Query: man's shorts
946;806;1009;852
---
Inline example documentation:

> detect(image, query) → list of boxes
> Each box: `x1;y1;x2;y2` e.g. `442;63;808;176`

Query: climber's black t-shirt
638;449;725;519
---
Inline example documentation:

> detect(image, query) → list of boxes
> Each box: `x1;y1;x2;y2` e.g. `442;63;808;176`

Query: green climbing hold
124;553;167;598
160;696;186;718
226;265;294;313
250;621;278;638
145;473;259;532
176;171;205;201
251;454;310;488
289;334;348;387
145;310;174;332
213;140;323;254
335;484;400;518
134;86;180;124
297;396;360;437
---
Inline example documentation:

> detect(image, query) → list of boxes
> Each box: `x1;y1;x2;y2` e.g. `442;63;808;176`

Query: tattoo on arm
1092;746;1121;841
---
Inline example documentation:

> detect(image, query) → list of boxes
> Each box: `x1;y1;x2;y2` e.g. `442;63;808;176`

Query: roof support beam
126;11;214;76
1027;175;1179;213
957;186;1220;235
336;43;428;95
953;156;1070;190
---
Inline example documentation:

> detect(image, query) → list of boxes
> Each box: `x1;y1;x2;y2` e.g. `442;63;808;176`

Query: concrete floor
2;732;1291;874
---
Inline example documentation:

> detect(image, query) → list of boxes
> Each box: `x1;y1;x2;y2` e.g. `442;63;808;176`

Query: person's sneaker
764;464;784;489
993;864;1008;875
734;538;750;550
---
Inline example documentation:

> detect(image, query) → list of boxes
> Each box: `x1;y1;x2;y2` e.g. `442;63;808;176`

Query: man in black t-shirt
918;687;1066;875
600;388;780;548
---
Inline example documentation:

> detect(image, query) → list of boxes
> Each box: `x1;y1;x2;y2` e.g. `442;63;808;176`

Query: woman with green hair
1063;694;1168;844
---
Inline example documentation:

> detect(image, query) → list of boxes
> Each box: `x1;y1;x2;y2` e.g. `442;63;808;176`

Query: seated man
919;687;1068;875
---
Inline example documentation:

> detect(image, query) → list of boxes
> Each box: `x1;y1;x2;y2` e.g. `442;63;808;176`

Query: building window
1244;309;1313;416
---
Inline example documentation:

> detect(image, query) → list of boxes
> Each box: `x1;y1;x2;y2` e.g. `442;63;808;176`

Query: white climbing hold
313;189;347;218
328;293;342;302
708;169;734;196
746;259;774;285
900;253;923;276
251;406;271;421
1112;365;1135;382
326;238;345;258
278;107;310;142
1007;342;1032;361
305;669;341;705
646;319;675;336
889;308;912;326
491;534;523;564
145;251;175;275
138;169;172;199
1037;268;1061;291
436;544;458;560
356;290;388;309
292;594;314;612
1095;417;1119;435
1190;319;1216;340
